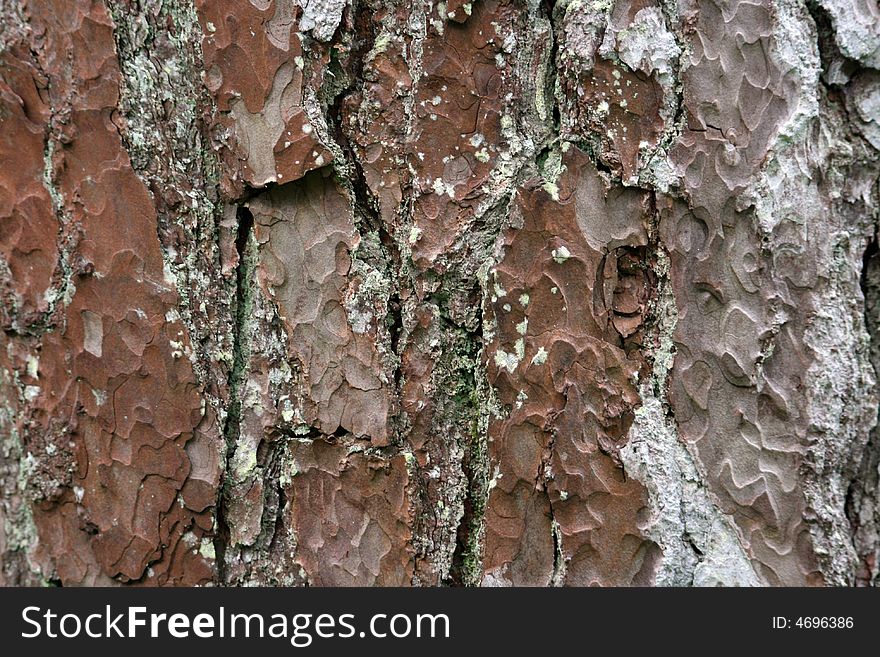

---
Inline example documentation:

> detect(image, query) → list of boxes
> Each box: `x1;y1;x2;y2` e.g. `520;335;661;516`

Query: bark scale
0;0;878;586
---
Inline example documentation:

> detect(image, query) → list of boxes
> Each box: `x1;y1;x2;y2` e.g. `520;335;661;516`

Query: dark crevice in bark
579;141;617;179
445;0;566;586
538;421;563;586
806;1;854;118
324;1;407;447
807;1;848;79
214;205;255;583
656;0;687;154
329;12;404;281
807;0;880;585
550;504;564;586
387;292;404;392
535;145;554;172
446;314;486;586
683;531;704;558
806;0;878;179
234;206;254;260
327;1;384;234
543;0;562;139
850;218;880;585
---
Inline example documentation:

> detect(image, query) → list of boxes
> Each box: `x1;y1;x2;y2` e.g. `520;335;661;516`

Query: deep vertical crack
324;0;405;400
213;205;255;583
850;221;880;584
447;0;565;586
447;314;486;586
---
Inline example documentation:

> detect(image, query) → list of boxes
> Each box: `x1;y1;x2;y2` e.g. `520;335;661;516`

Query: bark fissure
445;313;486;586
4;0;880;587
214;205;256;580
852;230;880;583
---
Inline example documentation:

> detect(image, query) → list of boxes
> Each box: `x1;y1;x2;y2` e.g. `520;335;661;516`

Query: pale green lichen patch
280;397;296;423
530;346;548;365
25;356;38;379
492;278;507;302
229;436;258;480
542;180;560;200
432;176;457;198
494;348;520;373
552;245;571;263
369;33;392;58
539;143;568;202
199;537;216;560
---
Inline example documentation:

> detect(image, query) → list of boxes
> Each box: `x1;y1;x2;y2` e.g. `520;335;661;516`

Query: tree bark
0;0;878;586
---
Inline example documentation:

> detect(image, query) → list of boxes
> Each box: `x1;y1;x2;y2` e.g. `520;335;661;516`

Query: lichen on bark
0;0;879;586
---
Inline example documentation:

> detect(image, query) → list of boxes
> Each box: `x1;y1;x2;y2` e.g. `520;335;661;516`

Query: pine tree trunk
1;0;878;586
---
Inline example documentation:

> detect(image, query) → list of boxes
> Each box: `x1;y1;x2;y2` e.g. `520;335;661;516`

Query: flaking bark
0;0;879;586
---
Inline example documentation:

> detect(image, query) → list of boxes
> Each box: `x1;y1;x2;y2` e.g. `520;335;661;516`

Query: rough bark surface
0;0;878;586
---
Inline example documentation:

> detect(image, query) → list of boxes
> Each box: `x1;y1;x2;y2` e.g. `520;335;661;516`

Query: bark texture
0;0;879;586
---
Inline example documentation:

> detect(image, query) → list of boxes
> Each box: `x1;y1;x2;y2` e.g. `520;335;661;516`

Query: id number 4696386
772;617;854;629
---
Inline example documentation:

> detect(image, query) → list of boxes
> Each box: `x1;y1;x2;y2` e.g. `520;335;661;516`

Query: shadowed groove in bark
215;205;256;581
802;0;880;586
852;231;880;584
444;315;486;586
3;0;880;587
323;0;404;438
